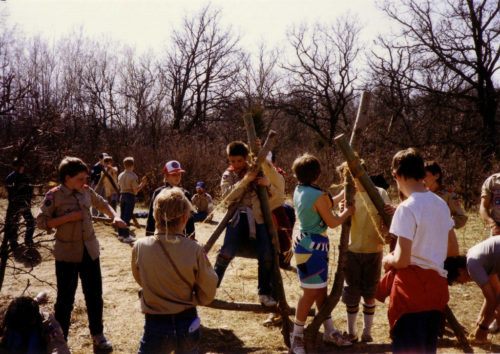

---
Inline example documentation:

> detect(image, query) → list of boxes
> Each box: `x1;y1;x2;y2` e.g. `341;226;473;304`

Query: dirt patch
1;199;499;353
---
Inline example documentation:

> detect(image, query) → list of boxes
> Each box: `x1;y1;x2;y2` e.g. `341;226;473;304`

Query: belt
145;307;197;321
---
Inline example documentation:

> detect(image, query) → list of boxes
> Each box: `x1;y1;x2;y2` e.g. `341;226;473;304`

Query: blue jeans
218;215;274;296
392;310;442;353
119;193;136;237
138;314;200;354
193;211;208;222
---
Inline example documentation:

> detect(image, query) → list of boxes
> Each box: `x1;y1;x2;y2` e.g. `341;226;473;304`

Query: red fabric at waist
376;265;449;333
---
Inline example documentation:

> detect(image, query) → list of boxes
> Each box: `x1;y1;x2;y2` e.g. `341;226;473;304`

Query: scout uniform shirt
481;173;500;225
36;184;109;262
191;193;213;213
436;185;468;229
118;169;139;194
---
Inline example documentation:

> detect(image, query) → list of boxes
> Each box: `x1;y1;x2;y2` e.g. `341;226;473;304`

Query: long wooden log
244;114;293;347
334;134;392;228
207;299;315;316
349;91;371;145
304;172;355;348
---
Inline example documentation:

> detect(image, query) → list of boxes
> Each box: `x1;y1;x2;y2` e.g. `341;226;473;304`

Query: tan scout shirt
102;166;118;197
435;186;468;229
481;173;500;224
220;163;281;224
36;184;109;262
132;233;218;314
118;169;139;194
191;193;213;213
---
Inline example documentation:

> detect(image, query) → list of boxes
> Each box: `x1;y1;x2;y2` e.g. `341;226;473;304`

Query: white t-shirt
390;191;454;277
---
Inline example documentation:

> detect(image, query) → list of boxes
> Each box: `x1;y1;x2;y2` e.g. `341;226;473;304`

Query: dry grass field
1;196;500;353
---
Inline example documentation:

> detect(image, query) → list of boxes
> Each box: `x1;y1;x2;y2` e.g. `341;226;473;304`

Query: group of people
1;141;499;354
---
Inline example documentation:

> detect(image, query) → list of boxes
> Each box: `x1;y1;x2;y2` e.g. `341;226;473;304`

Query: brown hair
226;141;249;157
154;187;193;233
123;157;135;168
391;148;425;180
58;157;88;182
292;153;321;185
424;160;443;185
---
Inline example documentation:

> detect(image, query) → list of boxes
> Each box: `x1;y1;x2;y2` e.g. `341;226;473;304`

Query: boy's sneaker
489;319;499;334
289;335;306;354
343;331;358;343
323;330;352;347
117;236;125;242
121;236;136;244
361;333;373;343
259;294;277;307
92;333;113;351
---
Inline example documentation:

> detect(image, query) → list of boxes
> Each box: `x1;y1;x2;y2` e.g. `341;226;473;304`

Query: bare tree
282;18;361;145
159;5;242;131
372;0;500;161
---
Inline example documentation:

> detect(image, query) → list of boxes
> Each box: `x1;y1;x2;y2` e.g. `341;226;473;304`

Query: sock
362;303;375;336
322;317;335;333
346;303;359;335
292;318;305;338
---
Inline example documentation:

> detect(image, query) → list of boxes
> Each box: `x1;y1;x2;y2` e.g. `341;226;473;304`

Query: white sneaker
289;335;306;354
259;294;277;307
489;319;499;334
92;333;112;351
323;330;352;347
121;236;136;243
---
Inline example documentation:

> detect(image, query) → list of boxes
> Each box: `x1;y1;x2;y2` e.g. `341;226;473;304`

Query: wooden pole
203;202;238;253
349;91;371;146
243;114;293;347
207;299;315;316
334;134;392;227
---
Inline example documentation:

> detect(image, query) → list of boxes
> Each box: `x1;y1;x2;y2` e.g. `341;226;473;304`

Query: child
479;172;500;237
290;153;354;353
337;162;394;343
377;148;458;353
36;157;127;351
424;161;468;229
101;155;118;210
191;181;214;222
5;157;35;250
0;296;69;354
444;237;500;342
213;141;278;307
145;160;195;238
117;157;147;243
132;187;218;353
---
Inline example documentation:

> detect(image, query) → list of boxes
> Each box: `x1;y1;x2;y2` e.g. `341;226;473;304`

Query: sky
1;0;390;54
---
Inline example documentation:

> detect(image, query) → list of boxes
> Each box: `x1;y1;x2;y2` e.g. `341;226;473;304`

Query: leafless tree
372;0;500;161
159;5;243;132
281;18;361;145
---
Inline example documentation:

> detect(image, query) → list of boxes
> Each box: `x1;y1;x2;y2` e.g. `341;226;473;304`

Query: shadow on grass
200;325;263;353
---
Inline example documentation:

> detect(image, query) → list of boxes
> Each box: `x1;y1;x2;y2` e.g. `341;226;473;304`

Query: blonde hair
153;187;193;233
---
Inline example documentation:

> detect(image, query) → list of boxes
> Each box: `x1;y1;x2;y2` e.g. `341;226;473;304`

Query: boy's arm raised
314;193;354;229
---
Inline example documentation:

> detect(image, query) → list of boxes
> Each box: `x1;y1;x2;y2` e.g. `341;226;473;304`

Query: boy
290;153;354;353
5;157;35;250
36;157;127;351
337;162;394;343
101;155;118;210
214;141;278;307
445;237;500;342
90;153;108;216
191;181;214;222
117;157;146;243
424;161;468;229
377;148;459;353
145;160;195;238
132;187;218;353
479;172;500;236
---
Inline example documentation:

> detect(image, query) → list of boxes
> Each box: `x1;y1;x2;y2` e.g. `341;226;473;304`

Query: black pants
5;200;34;246
54;247;104;339
392;310;442;353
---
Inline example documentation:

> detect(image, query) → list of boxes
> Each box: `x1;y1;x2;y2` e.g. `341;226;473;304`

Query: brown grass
1;198;500;353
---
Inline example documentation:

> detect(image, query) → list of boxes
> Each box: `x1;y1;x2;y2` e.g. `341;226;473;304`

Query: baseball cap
196;181;205;189
163;160;185;174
